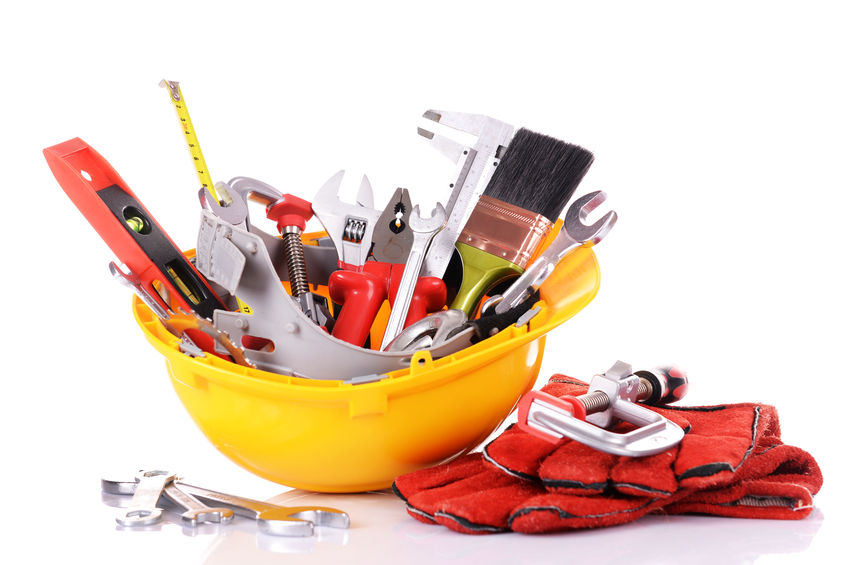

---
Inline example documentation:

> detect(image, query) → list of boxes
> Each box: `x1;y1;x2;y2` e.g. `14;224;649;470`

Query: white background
1;1;844;563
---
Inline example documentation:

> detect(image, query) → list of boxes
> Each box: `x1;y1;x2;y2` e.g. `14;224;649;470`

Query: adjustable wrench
311;171;382;270
114;470;177;527
380;204;446;349
485;191;617;316
417;110;515;279
312;172;446;346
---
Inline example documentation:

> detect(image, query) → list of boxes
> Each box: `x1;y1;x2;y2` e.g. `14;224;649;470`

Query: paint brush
448;128;594;315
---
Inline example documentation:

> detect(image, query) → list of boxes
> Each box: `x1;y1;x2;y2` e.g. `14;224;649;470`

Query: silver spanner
380;203;446;349
115;470;177;527
109;261;170;320
162;482;234;527
102;478;350;536
418;110;515;279
199;176;283;231
179;483;349;537
384;309;467;352
312;170;382;268
487;191;617;315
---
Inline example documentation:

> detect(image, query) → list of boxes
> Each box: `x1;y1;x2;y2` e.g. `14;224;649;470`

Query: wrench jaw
286;507;352;530
564;190;618;246
257;516;315;537
179;507;235;527
199;183;249;229
488;191;618;316
356;175;375;208
116;507;164;528
256;506;353;537
379;203;447;349
311;170;382;269
115;470;177;528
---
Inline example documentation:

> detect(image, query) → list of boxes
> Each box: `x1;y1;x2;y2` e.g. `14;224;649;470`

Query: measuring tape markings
161;79;250;313
160;79;218;202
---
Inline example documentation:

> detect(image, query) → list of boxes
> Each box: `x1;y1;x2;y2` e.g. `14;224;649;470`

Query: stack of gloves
393;375;822;534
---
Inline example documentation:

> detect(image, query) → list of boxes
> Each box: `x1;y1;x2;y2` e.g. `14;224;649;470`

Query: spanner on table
114;470;177;527
179;483;350;537
417;110;515;279
485;191;617;316
102;477;350;537
162;482;234;527
380;203;446;349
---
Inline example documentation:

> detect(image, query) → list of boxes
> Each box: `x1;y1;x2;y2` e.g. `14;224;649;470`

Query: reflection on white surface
98;487;826;565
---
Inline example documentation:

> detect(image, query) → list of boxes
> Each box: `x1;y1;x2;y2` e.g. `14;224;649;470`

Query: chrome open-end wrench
162;482;234;527
114;470;177;527
384;309;468;352
418;110;515;279
102;478;350;537
380;204;446;349
179;483;349;537
199;176;284;231
486;191;617;316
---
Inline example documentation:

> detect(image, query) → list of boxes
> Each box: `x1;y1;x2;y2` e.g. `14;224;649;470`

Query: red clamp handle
266;194;313;232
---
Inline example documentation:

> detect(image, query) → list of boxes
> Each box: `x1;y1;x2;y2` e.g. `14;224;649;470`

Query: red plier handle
329;262;446;347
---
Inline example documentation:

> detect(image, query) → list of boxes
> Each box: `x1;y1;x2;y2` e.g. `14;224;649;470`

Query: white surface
1;1;844;563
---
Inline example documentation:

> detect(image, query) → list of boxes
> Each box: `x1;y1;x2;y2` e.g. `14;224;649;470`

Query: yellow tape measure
160;79;250;313
159;79;219;202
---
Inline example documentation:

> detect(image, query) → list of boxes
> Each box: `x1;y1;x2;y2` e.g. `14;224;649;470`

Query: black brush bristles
484;128;594;221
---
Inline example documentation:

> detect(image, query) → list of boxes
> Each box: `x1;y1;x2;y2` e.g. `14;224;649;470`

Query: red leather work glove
393;376;822;534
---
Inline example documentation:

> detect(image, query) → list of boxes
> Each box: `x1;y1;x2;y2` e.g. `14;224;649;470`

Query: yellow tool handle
159;79;218;202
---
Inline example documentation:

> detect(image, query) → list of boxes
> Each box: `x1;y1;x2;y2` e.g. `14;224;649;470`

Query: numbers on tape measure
160;79;217;200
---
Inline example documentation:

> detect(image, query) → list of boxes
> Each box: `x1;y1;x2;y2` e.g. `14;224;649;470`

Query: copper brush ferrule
459;195;555;269
448;128;594;315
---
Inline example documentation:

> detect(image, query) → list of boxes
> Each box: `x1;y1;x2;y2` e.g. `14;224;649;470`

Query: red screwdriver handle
634;367;689;406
